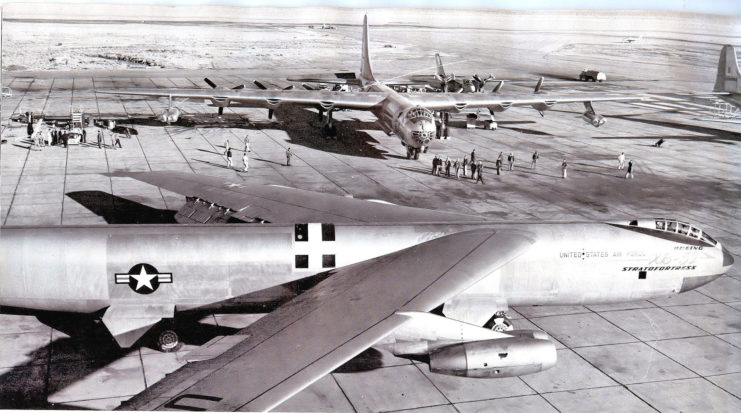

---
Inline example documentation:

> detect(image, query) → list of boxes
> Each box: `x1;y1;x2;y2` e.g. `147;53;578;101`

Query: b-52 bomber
0;171;733;411
99;16;646;160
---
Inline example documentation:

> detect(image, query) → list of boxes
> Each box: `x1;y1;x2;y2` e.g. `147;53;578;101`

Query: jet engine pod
429;335;556;378
582;111;606;127
531;100;556;112
158;107;181;124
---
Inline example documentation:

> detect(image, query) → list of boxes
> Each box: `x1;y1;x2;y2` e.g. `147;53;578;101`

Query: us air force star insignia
115;263;172;294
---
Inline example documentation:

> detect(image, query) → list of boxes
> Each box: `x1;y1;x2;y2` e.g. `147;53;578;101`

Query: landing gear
484;311;514;332
156;329;182;352
321;109;337;139
406;146;420;160
436;112;450;139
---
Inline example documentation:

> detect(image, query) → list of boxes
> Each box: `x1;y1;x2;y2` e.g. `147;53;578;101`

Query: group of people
431;149;485;183
27;120;126;150
429;149;636;182
617;152;635;179
224;135;294;172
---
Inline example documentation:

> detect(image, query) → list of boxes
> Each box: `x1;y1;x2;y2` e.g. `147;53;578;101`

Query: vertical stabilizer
714;45;741;93
435;53;446;78
359;15;375;85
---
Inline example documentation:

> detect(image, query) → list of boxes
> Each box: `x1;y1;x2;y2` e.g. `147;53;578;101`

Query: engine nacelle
582;111;606;127
158;107;181;124
429;334;556;378
531;101;556;112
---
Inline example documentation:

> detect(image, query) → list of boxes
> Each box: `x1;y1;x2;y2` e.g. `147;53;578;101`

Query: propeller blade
302;83;317;90
204;78;218;89
253;80;268;90
268;109;274;119
232;84;245;90
492;80;504;93
472;74;482;83
283;85;294;90
534;77;544;94
218;107;224;116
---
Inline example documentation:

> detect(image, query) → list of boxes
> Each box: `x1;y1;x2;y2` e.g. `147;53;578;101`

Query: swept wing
119;228;534;411
119;171;485;224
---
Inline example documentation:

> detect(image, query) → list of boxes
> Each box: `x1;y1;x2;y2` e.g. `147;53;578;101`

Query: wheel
484;311;514;332
579;75;585;81
413;149;420;160
488;317;514;332
156;329;182;352
406;147;413;159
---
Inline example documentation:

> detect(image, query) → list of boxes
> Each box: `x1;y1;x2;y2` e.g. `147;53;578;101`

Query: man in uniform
531;151;539;169
286;147;293;166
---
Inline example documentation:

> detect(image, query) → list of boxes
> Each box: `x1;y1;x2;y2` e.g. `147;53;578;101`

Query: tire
413;149;420;160
156;329;182;353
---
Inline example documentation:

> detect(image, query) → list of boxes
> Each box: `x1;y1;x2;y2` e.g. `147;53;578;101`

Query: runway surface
1;11;740;412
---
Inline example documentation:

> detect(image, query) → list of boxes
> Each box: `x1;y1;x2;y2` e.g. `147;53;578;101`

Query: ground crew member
244;134;251;152
454;159;460;179
508;152;515;170
286;147;293;166
562;159;568;179
618;152;625;169
471;160;477;179
470;149;476;164
462;156;469;176
113;134;122;149
531;151;539;169
242;152;249;172
476;161;485;184
445;157;451;177
224;139;230;156
226;148;233;169
431;155;438;175
625;160;634;179
97;129;103;149
496;158;502;175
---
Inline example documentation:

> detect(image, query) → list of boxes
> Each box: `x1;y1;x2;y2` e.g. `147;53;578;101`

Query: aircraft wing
404;92;648;111
119;171;485;224
96;88;387;110
119;228;535;411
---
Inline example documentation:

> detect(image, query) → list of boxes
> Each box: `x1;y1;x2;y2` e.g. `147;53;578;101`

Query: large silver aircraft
0;171;733;411
100;16;645;159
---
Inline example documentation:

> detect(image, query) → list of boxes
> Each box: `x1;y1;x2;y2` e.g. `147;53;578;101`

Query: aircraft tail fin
435;53;446;78
714;45;741;93
359;15;375;85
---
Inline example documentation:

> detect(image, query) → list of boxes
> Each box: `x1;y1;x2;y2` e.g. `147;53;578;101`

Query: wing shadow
66;191;177;224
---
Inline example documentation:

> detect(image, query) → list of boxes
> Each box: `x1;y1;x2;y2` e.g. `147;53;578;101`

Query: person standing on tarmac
476;161;485;184
562;159;569;179
226;147;233;169
286;147;293;166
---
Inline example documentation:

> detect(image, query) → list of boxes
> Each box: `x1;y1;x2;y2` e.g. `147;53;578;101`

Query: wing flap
120;228;533;411
406;93;647;111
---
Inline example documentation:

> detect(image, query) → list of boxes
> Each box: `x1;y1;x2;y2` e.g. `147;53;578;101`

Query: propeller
204;78;218;89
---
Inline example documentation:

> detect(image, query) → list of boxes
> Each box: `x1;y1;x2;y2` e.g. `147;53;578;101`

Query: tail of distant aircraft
435;53;446;78
359;15;376;86
714;45;741;94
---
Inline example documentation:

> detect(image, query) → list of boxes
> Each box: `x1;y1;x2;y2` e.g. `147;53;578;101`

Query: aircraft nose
722;245;734;267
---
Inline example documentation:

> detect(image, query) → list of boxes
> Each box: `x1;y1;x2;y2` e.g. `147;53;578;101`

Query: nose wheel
406;146;420;160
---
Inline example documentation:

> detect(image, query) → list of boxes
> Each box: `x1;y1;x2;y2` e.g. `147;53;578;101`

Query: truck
579;69;606;82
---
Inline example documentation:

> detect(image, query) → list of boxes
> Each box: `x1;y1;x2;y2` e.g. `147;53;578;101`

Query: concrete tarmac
1;18;740;412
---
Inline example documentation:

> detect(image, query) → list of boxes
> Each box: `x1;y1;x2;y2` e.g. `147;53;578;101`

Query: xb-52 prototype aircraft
100;16;646;160
0;171;733;411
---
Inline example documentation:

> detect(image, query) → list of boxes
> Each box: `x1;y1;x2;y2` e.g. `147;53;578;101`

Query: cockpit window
653;218;717;246
678;223;689;235
407;107;434;120
689;227;701;239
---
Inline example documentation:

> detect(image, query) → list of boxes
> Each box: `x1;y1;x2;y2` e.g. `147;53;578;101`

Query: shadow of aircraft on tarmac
66;191;177;224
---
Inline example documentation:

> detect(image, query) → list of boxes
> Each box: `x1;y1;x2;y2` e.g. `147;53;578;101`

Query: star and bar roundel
114;263;172;295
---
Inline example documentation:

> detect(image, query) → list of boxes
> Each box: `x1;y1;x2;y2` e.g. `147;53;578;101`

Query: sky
1;0;739;15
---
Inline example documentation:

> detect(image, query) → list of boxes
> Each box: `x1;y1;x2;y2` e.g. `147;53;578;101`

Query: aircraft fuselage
364;82;436;154
0;220;731;315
